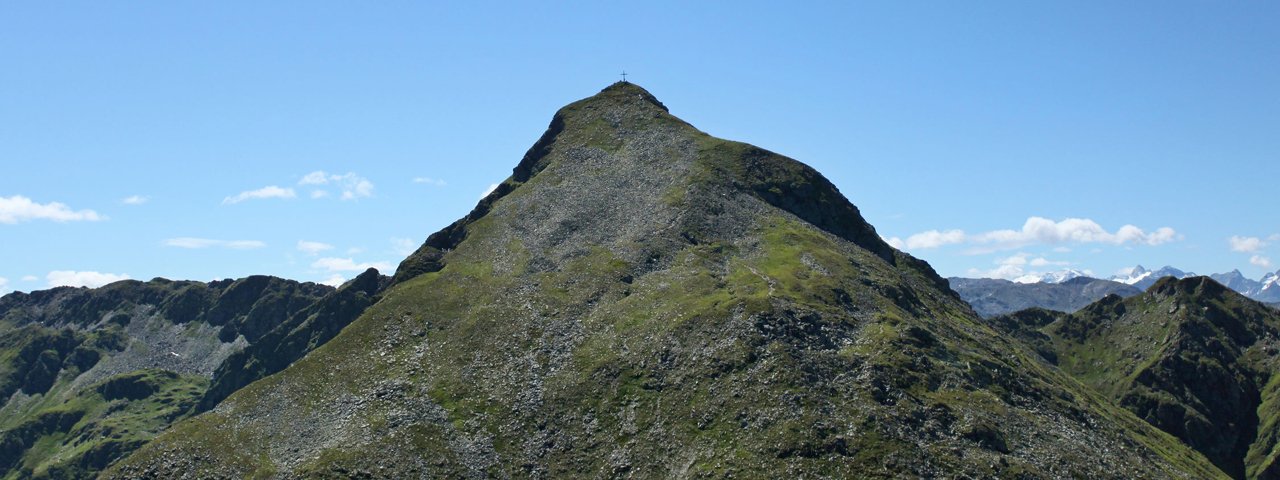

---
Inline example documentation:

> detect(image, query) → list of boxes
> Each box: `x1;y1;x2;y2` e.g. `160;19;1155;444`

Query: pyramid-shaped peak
588;82;670;112
568;81;670;113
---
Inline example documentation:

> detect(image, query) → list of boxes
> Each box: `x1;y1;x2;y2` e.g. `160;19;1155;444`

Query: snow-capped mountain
1109;265;1195;290
1108;266;1280;301
1210;269;1262;295
1012;269;1091;284
1257;270;1280;302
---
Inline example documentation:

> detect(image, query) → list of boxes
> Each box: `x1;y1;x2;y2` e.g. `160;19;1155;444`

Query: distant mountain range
952;265;1280;317
1009;268;1091;284
1108;265;1196;290
1107;265;1280;302
1209;269;1280;303
949;277;1142;317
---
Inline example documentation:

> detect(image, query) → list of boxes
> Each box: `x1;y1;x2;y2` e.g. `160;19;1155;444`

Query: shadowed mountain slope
995;277;1280;479
0;272;394;479
110;83;1223;479
0;277;333;478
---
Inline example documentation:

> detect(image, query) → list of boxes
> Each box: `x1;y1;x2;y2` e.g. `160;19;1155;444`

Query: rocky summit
101;83;1222;478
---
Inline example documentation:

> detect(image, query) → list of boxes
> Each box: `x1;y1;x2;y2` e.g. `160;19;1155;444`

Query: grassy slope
0;369;205;479
0;277;334;478
1023;277;1280;479
111;83;1224;479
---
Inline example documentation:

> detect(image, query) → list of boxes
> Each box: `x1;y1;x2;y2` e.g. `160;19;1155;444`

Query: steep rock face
197;269;390;411
112;83;1221;478
997;277;1280;479
949;276;1142;317
0;276;334;478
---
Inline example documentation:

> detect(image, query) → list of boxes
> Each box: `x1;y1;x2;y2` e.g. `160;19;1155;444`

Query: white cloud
1029;257;1069;267
297;240;334;255
1229;235;1267;253
1251;255;1273;268
223;186;296;204
311;257;392;273
299;171;330;185
46;270;130;288
888;217;1178;253
413;177;447;186
480;183;500;200
974;217;1177;250
346;247;365;255
390;237;417;256
21;275;37;282
0;277;8;294
298;171;374;200
966;265;1023;281
0;195;104;224
319;274;347;288
966;252;1077;281
163;237;266;249
121;195;149;205
885;229;966;250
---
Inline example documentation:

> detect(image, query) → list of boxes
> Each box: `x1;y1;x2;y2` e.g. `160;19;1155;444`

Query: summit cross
620;71;628;83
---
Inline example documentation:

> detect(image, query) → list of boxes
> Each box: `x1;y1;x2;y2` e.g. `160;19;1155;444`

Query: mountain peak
589;81;669;112
109;84;1223;479
1150;275;1228;299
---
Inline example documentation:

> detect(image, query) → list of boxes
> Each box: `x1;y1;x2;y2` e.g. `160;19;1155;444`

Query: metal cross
620;71;628;83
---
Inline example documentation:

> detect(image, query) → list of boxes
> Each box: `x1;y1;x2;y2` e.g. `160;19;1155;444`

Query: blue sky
2;2;1277;292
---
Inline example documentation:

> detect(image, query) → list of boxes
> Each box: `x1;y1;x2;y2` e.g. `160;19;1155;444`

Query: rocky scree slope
948;276;1142;318
111;82;1223;479
0;273;385;479
992;277;1280;479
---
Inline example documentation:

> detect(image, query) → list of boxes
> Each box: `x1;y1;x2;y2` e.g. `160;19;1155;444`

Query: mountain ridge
0;270;393;478
991;275;1280;479
107;83;1222;478
948;276;1142;317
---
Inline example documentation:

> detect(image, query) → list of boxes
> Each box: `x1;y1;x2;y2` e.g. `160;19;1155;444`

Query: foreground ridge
107;84;1224;478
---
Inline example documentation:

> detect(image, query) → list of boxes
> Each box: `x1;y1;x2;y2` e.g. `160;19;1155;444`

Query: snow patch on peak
1013;269;1091;284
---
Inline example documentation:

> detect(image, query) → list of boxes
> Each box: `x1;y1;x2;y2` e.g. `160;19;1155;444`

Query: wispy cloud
886;217;1178;254
965;252;1083;281
1251;255;1273;268
222;186;296;204
0;277;8;294
413;177;447;187
390;237;417;256
0;195;104;224
319;274;347;288
480;183;500;200
20;275;37;282
311;257;392;273
1229;235;1268;253
299;171;374;200
883;229;965;250
163;237;266;249
297;240;334;255
121;195;149;205
46;270;130;288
